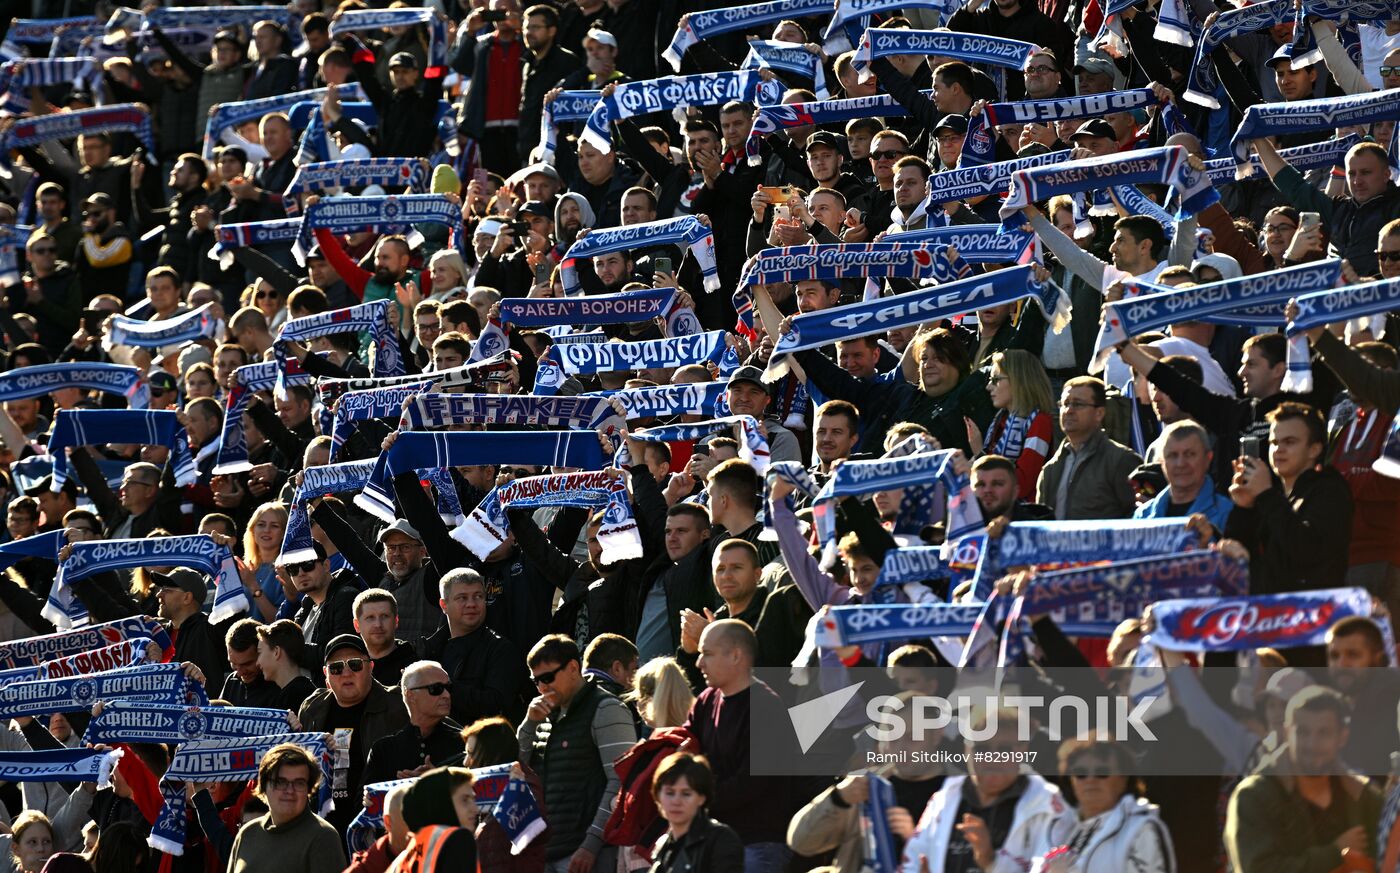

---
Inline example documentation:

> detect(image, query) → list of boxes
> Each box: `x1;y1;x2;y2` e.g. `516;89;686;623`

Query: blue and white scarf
745;93;910;165
3;18;95;56
540;90;600;163
738;243;973;295
103;302;222;350
1001;145;1217;228
317;354;513;407
0;663;207;717
812;450;983;567
1154;0;1198;47
348;778;415;854
292;100;381;167
330;382;434;453
0;362;147;409
1185;0;1294;108
1111;186;1176;241
978;88;1155;131
328;8;449;74
815;602;985;647
1231;89;1400;174
279;459;379;565
630;415;770;473
501;287;676;327
561;217;717;295
212;358;312;475
1204;134;1357;184
852;29;1034;91
0;617;168;670
966;518;1199;599
1147;587;1373;651
403;393;612;430
348;766;538;856
110;6;299;45
586;382;729;421
356;430;608;522
663;0;834;69
457;470;641;563
0;530;65;576
766;264;1064;378
821;0;959;53
51;534;245;625
209;218;303;269
0;222;34;285
1093;259;1342;372
84;702;290;744
47;409;195;494
494;770;548;854
0;748;122;789
582;70;782;155
881;225;1035;264
864;775;900;873
1284;276;1400;392
743;40;828;99
200;85;366;159
283;158;431;214
149;732;331;856
0;104;154;173
878;546;949;588
0;57;103;116
40;637;151;679
293;193;463;265
276;300;403;398
551;330;728;375
925;148;1069;206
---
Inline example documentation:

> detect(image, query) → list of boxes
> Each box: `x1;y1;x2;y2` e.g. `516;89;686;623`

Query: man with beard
612;106;714;220
21;133;135;224
970;454;1054;521
311;226;420;310
133;152;208;275
1324;617;1400;774
519;5;581;162
72;193;133;297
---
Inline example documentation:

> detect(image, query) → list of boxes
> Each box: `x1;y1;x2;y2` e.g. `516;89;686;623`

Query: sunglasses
326;658;366;675
255;289;279;300
870;149;907;161
1025;65;1058;75
282;559;321;575
30;247;56;255
81;210;103;219
1069;767;1114;779
505;467;535;478
1383;66;1400;77
411;682;450;696
531;663;571;686
1376;250;1400;263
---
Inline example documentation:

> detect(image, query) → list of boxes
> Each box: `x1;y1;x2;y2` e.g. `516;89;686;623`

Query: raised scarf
662;0;834;69
0;362;147;408
582;71;782;155
292;194;463;265
456;470;641;563
560;217;717;294
0;105;153;173
103;302;222;350
283;158;431;214
47;409;195;493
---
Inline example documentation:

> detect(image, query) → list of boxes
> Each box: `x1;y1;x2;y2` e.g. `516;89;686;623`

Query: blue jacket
1133;475;1233;531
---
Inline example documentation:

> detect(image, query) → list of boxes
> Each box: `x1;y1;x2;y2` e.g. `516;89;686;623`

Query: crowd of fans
0;0;1399;871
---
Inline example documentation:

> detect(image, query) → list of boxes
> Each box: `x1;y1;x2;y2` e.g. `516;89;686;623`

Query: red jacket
603;727;696;859
345;834;394;873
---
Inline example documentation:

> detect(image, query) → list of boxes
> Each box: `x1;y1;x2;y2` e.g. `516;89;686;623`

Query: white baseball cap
585;28;617;48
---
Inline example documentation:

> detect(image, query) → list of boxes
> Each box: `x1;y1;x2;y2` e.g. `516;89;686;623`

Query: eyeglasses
383;542;420;554
326;658;366;675
1383;66;1400;77
411;682;450;696
1069;767;1114;779
255;289;279;300
29;247;56;255
531;662;571;686
1058;401;1102;410
1263;223;1296;234
269;777;310;793
282;559;321;575
935;133;963;144
1025;65;1058;75
870;149;907;162
1376;250;1400;262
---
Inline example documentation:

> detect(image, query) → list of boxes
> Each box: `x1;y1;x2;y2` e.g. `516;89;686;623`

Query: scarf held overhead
456;470;641;564
1146;587;1374;651
853;29;1035;82
662;0;834;69
550;331;728;375
83;702;290;744
46;409;195;494
560;217;718;294
292;194;464;265
1230;88;1400;173
1284;276;1400;392
51;535;246;626
103;302;223;350
0;104;154;174
999;145;1218;227
283;158;431;214
0;663;208;718
0;617;168;670
0;363;147;408
581;70;782;155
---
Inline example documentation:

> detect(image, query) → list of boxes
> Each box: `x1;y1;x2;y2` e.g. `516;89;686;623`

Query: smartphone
507;219;530;238
774;205;790;223
691;444;710;456
654;256;671;276
534;261;551;284
760;185;795;203
473;168;488;188
480;9;508;22
80;308;106;335
1240;436;1262;460
1300;211;1321;232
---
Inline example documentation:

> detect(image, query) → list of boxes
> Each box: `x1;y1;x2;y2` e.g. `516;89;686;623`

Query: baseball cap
389;51;419;70
804;130;841;153
83;192;114;211
1069;118;1116;141
376;518;423;544
519;161;561;183
148;370;179;394
934;114;968;136
1266;44;1311;68
519;199;553;217
585;28;617;49
1074;57;1116;77
152;568;209;602
727;365;768;392
323;633;370;663
1263;667;1315;701
23;475;79;499
212;28;244;47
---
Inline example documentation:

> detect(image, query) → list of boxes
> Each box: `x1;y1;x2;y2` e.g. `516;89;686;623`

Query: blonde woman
239;502;289;620
631;658;695;730
973;349;1056;499
426;250;469;301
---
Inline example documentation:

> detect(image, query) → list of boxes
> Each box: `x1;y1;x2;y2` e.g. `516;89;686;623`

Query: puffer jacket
1029;794;1175;873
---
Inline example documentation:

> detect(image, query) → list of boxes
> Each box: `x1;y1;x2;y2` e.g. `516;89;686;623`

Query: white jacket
900;773;1075;873
1028;794;1175;873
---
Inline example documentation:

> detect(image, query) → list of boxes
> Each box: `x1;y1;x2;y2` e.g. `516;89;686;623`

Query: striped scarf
0;105;154;172
582;71;782;155
0;663;208;718
1284;277;1400;392
988;410;1034;461
743;40;829;99
0;362;147;408
47;409;195;492
560;217;718;295
0;222;34;285
83;702;291;744
457;470;641;563
275;300;403;397
1185;0;1293;108
51;534;245;626
550;331;728;375
329;9;450;75
212;358;312;475
540;90;599;163
103;302;223;350
1230;88;1400;174
0;57;104;116
292;194;464;265
284;157;431;214
209;218;302;269
201;85;367;159
330;381;435;452
279;459;378;564
663;0;834;69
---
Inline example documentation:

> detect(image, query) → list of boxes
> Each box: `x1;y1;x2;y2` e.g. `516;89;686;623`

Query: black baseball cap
727;365;769;392
804;130;841;153
934;114;969;136
152;568;209;601
1069;118;1116;141
323;633;370;663
389;51;419;70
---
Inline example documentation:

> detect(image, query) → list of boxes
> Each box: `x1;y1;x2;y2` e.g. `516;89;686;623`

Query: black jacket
293;572;364;669
352;58;446;159
170;611;230;694
649;814;744;873
71;449;184;538
519;43;583;160
362;717;464;785
1224;465;1354;593
423;622;527;726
